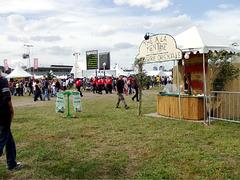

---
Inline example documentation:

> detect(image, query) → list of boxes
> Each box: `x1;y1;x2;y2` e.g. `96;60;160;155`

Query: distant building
27;65;72;76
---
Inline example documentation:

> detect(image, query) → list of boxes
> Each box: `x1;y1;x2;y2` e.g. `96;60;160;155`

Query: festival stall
137;26;237;122
158;26;236;121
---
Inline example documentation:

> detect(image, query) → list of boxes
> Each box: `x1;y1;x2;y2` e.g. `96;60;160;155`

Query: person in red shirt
128;76;133;94
100;77;107;94
92;77;97;94
75;78;83;97
106;77;113;94
97;78;102;94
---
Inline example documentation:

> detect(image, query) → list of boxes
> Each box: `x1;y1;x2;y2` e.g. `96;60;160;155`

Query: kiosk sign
136;34;182;63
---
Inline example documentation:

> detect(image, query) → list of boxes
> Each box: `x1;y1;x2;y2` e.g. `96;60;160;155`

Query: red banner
34;58;38;70
4;59;9;71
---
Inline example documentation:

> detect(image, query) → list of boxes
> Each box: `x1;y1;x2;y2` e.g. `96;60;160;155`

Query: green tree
47;70;55;80
208;50;240;91
134;57;148;115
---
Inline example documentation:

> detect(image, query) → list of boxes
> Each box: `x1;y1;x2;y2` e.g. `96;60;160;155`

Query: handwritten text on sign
136;34;182;63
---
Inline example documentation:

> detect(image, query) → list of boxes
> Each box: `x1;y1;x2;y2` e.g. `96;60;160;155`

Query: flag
4;59;9;71
34;58;38;70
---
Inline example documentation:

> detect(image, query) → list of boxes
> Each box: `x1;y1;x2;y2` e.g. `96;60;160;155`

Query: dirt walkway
12;90;159;108
12;91;116;108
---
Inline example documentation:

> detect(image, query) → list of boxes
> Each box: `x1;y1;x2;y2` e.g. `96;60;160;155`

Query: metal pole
177;60;182;120
202;48;208;124
104;65;106;78
24;44;33;72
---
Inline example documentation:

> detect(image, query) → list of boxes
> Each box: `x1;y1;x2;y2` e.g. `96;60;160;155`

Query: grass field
0;88;240;179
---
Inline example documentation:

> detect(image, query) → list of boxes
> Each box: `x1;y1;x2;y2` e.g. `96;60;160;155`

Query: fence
209;91;240;124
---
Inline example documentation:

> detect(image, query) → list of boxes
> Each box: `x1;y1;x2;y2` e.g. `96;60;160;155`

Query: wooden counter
157;94;204;120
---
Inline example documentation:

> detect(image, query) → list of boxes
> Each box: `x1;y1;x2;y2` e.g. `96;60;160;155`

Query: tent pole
177;60;182;120
202;48;207;124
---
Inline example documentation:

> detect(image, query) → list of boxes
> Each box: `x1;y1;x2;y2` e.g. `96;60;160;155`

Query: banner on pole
34;58;38;70
72;92;82;112
3;59;9;71
55;92;66;113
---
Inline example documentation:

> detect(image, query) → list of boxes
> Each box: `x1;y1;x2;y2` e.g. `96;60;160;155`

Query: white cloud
7;35;26;42
201;9;240;42
7;14;26;31
114;42;137;49
114;0;171;11
96;25;119;36
30;35;62;42
0;0;55;14
218;4;233;9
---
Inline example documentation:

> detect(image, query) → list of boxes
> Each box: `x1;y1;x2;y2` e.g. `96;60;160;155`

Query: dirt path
12;91;116;108
12;90;159;108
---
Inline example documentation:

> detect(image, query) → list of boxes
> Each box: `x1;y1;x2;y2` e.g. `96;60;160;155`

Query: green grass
0;88;240;179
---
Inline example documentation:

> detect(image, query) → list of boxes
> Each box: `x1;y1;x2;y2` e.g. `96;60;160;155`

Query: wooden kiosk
157;94;204;120
136;31;208;121
156;53;208;120
137;27;238;122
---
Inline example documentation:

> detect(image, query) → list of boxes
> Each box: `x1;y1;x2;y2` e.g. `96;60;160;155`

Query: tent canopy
71;62;83;78
6;64;32;78
175;26;236;53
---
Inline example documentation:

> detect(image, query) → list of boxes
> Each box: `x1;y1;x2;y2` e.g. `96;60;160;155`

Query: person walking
19;81;23;96
132;77;139;101
115;75;129;109
42;78;50;101
55;79;60;93
92;77;97;94
97;78;102;94
0;69;21;170
101;77;107;94
75;78;83;97
106;77;113;94
127;76;133;95
28;79;33;96
34;80;42;101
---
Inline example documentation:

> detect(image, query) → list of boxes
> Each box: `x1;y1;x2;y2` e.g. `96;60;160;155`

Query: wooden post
138;63;143;115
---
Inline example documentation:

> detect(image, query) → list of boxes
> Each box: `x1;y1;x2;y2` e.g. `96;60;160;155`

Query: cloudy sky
1;0;240;70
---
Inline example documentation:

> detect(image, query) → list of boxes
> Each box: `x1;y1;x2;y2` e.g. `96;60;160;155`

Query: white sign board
136;34;182;63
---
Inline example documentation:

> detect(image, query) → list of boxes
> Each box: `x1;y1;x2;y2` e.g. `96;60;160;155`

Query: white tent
112;63;128;77
6;64;32;78
174;26;237;124
71;62;83;78
175;26;236;53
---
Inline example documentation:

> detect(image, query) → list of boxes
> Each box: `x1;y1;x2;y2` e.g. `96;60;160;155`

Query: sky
0;0;240;70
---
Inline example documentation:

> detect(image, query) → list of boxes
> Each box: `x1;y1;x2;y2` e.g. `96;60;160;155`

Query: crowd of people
151;75;173;87
6;75;140;103
7;78;75;101
6;75;174;104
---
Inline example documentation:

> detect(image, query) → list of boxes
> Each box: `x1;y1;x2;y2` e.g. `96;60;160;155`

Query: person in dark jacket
0;69;21;170
132;77;139;101
115;75;129;109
